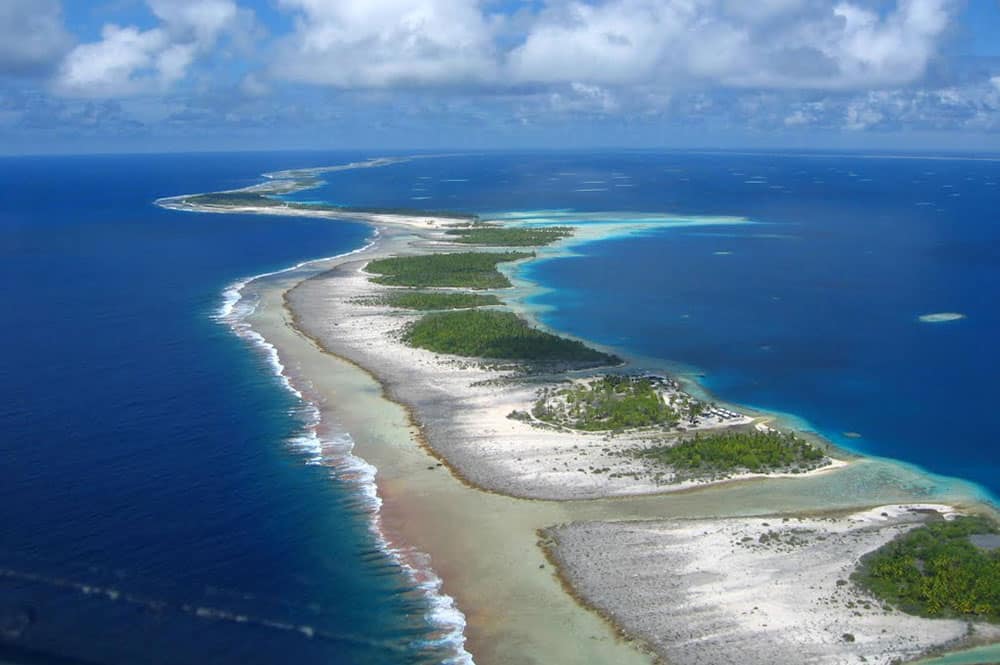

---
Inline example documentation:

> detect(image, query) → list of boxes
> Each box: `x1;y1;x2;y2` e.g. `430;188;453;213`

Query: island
159;158;1000;665
918;312;967;323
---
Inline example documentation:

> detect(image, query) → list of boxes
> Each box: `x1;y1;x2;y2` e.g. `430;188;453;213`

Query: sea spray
215;240;475;665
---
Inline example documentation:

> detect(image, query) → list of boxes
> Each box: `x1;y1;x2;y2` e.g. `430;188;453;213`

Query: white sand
545;504;1000;665
157;198;465;231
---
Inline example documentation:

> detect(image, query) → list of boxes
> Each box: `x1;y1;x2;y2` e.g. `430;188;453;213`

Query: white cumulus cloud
509;0;956;91
273;0;497;88
0;0;73;76
54;0;243;97
269;0;958;96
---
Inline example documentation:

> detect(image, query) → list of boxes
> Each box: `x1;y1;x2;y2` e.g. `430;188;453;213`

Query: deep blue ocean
2;150;999;663
0;153;459;664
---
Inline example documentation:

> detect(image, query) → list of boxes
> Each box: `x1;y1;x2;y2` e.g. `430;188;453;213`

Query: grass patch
185;192;282;207
532;376;679;431
854;515;1000;622
445;226;574;246
634;430;826;475
365;252;531;289
403;310;618;363
359;291;502;310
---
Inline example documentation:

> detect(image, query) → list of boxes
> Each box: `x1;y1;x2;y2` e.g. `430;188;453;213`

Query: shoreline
161;163;1000;664
213;234;474;662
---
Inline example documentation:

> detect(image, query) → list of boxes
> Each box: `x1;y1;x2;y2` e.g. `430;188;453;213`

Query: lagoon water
2;150;999;663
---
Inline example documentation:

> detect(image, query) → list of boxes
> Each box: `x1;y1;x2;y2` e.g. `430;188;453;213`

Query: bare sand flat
545;505;1000;665
158;197;468;231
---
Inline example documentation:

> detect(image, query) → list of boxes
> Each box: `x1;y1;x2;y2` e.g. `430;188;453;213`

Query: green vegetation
358;291;502;310
445;226;574;246
854;515;1000;622
528;375;725;431
365;252;531;289
532;376;679;431
185;192;282;207
634;430;826;474
402;310;619;363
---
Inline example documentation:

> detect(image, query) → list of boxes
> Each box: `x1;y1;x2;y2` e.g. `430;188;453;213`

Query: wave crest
215;241;473;664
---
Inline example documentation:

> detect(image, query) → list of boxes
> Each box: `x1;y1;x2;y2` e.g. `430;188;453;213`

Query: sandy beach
164;183;999;665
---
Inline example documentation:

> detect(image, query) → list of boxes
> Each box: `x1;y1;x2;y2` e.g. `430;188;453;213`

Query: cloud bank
0;0;73;76
269;0;956;92
273;0;497;87
5;0;1000;150
54;0;247;97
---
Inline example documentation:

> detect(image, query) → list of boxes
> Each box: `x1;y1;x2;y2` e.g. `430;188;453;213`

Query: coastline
212;234;475;662
163;163;1000;665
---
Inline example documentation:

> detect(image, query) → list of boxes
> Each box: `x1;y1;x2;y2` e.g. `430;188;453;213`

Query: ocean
0;153;461;664
2;150;998;663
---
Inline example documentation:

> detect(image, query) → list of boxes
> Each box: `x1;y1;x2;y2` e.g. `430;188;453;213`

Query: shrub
445;226;573;246
403;309;618;363
854;515;1000;622
634;430;826;474
365;252;531;288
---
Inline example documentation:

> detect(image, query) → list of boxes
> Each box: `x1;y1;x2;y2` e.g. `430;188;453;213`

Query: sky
3;0;1000;154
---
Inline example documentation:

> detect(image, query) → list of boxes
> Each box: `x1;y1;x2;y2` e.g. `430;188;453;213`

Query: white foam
215;240;474;664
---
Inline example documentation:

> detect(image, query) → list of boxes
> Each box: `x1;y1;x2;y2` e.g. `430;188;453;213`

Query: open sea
2;150;999;663
0;153;460;664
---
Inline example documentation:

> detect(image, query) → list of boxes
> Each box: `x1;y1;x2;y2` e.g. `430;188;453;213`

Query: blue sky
3;0;1000;154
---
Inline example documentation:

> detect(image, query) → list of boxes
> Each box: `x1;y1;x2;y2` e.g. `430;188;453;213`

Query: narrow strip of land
161;163;1000;665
